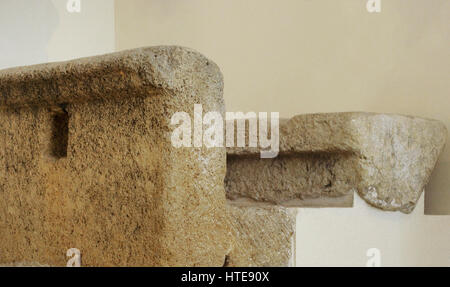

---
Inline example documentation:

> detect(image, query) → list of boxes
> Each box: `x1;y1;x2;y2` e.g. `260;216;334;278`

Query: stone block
226;204;296;267
0;46;231;266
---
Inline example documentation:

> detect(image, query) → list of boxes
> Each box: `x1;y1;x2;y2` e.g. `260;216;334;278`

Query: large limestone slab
226;204;296;267
226;112;447;213
0;46;232;266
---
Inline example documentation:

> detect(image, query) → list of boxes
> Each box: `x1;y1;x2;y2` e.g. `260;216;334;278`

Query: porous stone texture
0;262;51;267
226;112;447;213
226;154;356;207
226;204;296;267
0;46;232;266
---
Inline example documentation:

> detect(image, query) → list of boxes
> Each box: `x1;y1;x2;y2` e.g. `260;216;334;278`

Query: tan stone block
0;46;231;266
226;112;447;213
226;204;296;267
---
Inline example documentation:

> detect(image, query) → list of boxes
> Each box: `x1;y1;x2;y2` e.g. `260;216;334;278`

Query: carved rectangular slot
50;106;69;158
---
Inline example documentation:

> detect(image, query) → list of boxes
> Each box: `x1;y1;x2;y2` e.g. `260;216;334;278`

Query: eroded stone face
226;112;447;213
0;262;51;267
348;113;447;213
226;204;296;267
226;154;356;207
0;46;232;266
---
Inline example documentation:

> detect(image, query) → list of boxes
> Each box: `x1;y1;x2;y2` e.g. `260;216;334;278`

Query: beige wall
115;0;450;215
297;196;450;267
47;0;115;62
0;0;115;69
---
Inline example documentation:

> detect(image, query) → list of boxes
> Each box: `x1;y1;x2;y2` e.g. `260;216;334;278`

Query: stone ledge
0;46;223;109
226;112;447;213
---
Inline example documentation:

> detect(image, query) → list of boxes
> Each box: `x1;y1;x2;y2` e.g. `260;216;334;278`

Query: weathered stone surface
0;46;232;266
226;112;447;213
226;203;296;267
0;262;51;267
226;154;356;207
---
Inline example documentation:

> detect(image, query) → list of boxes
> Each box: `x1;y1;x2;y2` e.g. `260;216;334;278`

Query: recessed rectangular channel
50;107;69;159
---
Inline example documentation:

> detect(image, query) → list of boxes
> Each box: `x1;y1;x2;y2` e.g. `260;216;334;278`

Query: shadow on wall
425;162;450;215
0;0;59;69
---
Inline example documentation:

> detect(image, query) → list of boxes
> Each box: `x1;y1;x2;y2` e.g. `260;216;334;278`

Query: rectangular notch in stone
49;105;69;158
